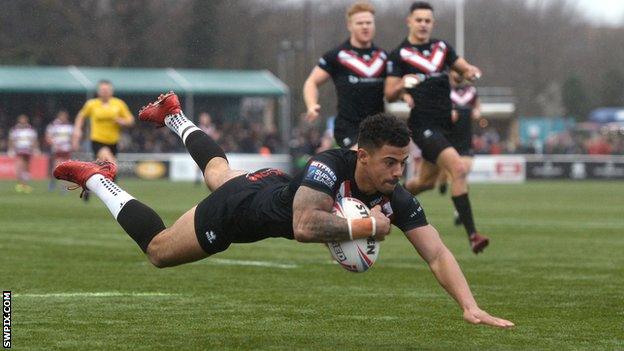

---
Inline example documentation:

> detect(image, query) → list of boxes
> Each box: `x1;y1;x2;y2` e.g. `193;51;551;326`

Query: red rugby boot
469;233;489;254
138;92;181;127
54;160;117;197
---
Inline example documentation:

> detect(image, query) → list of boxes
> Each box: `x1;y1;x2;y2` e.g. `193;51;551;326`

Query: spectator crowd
0;107;622;157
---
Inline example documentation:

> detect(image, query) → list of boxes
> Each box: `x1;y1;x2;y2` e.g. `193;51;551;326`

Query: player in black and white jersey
303;2;386;149
54;92;513;329
385;1;489;254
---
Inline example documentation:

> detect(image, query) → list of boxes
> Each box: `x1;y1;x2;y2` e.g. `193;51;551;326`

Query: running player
54;92;513;329
303;2;386;149
385;1;488;254
45;110;74;191
438;71;481;219
8;114;39;193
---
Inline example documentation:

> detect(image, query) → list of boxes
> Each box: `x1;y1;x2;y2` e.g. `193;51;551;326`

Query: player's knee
421;181;436;191
449;162;468;181
145;240;172;268
203;160;229;190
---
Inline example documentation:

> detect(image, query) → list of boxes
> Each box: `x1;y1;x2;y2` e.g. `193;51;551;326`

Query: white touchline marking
207;258;298;269
15;292;180;298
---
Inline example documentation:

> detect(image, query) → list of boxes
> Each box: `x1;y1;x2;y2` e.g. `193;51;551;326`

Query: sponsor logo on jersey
338;50;386;77
305;161;337;189
400;41;448;73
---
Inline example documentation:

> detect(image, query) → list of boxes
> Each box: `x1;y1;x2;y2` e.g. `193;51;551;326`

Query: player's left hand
463;307;514;328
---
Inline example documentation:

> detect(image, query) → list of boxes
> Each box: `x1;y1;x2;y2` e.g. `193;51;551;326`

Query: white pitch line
15;292;180;298
207;258;298;269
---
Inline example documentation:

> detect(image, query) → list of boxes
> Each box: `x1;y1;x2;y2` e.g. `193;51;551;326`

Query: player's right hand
402;93;415;108
402;74;421;88
370;205;391;241
305;104;321;122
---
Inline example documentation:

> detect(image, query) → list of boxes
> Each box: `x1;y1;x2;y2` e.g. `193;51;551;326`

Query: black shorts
91;141;118;156
194;169;292;255
334;118;360;149
411;127;453;163
448;110;473;156
447;132;473;156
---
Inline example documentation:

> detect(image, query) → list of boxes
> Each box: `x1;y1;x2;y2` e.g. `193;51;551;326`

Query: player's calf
54;160;166;254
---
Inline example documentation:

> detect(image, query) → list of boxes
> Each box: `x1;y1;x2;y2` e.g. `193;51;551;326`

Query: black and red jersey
195;149;428;247
318;40;387;124
288;149;428;233
451;85;478;111
387;38;458;130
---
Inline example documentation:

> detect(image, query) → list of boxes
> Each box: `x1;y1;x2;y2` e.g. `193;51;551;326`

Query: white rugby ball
327;197;380;273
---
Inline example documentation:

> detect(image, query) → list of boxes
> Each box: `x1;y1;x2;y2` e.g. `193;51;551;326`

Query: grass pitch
1;180;623;350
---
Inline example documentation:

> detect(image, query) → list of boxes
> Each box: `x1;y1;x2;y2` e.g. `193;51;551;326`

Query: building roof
0;65;287;96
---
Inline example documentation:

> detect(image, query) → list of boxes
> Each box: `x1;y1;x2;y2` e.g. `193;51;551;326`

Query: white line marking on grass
206;258;298;269
15;292;180;298
478;218;624;230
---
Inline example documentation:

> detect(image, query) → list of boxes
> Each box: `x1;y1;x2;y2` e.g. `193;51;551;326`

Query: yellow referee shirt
79;97;132;144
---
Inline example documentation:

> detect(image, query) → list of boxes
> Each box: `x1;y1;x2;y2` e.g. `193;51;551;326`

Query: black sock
116;199;166;253
451;193;477;237
184;130;227;172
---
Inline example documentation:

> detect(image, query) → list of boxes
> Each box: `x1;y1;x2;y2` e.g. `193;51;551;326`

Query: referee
72;80;134;199
72;80;134;166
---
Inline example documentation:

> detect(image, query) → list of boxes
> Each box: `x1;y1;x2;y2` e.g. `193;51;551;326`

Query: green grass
1;180;623;350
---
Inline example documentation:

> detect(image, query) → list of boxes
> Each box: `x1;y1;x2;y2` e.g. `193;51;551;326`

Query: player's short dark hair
358;113;410;151
97;79;112;86
410;1;433;13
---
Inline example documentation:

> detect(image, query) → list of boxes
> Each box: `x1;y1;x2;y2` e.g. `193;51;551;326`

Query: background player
384;1;488;253
439;71;481;222
303;2;386;149
72;79;134;200
45;110;74;192
54;92;513;329
8;114;39;193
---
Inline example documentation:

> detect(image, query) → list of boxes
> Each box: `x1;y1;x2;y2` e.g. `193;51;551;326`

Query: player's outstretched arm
292;186;389;243
405;224;514;328
302;67;331;122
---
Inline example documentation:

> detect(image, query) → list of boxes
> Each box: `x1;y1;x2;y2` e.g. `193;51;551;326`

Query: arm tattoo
293;186;350;242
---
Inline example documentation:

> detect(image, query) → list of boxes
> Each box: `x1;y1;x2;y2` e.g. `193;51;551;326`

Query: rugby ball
327;197;380;273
